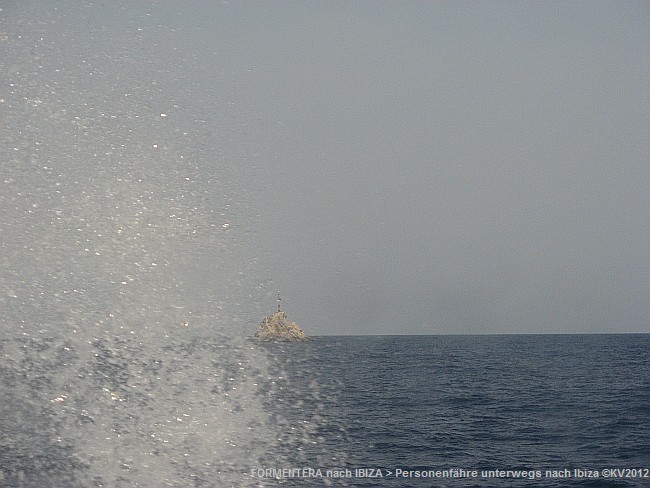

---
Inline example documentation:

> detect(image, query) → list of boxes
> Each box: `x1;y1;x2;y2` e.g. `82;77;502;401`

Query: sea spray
0;2;289;485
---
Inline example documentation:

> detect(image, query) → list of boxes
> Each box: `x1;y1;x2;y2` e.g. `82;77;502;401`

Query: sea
1;334;648;487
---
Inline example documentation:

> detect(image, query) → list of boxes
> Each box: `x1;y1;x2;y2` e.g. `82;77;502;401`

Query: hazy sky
200;1;648;335
4;1;649;336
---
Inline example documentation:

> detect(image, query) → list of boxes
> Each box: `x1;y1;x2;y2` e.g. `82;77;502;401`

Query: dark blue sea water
1;334;648;487
257;334;650;487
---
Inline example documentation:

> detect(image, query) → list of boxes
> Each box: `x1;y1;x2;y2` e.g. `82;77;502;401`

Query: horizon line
305;331;650;337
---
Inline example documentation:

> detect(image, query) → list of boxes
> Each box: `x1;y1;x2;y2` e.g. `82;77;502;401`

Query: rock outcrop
255;311;310;342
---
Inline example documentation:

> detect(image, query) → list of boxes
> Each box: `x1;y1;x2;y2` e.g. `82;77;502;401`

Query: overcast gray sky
199;1;648;335
4;1;649;336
